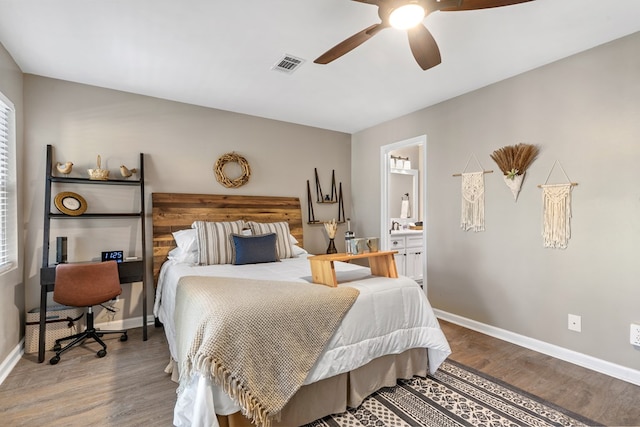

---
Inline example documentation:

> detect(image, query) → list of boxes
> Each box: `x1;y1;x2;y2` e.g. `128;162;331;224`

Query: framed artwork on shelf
54;191;87;216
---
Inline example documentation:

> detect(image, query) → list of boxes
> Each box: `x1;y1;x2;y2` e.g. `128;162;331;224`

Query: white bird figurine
120;165;137;178
56;162;73;175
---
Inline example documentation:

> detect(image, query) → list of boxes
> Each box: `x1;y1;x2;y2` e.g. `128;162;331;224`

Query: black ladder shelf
38;144;148;363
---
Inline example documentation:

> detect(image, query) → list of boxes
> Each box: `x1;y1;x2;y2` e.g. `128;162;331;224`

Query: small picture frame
54;191;87;216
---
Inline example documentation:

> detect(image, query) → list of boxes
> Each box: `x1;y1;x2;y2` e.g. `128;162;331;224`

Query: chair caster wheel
97;333;104;337
50;356;60;365
53;343;61;351
120;334;128;342
97;349;107;358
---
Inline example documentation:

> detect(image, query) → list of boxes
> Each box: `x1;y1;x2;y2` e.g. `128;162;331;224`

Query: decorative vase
504;173;525;201
326;238;338;254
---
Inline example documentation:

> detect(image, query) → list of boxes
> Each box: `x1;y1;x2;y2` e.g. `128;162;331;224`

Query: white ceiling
0;0;639;134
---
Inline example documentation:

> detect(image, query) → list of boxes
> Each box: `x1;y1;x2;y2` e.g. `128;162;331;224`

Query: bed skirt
215;348;429;427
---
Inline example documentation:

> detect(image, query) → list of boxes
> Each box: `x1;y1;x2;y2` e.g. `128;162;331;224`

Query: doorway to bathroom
380;135;427;290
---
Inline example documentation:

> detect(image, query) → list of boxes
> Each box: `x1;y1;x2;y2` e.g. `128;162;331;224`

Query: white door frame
380;135;427;291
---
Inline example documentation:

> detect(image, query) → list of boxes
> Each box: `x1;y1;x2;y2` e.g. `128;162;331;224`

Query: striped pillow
192;220;245;265
247;221;295;259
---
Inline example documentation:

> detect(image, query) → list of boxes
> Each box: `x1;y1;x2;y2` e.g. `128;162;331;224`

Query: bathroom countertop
389;229;423;236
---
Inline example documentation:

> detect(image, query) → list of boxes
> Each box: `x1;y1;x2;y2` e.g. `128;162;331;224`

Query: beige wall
0;42;24;363
22;75;351;321
352;32;640;370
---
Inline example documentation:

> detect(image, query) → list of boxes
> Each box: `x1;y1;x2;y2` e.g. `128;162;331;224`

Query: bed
152;193;451;427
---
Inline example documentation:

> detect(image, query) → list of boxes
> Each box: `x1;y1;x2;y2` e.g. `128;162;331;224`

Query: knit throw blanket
175;276;360;427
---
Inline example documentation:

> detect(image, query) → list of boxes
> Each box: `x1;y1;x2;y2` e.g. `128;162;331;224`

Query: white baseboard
95;314;156;331
9;310;636;387
435;309;640;387
0;339;24;386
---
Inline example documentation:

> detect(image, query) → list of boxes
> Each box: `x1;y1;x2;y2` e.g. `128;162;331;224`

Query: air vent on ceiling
272;54;305;74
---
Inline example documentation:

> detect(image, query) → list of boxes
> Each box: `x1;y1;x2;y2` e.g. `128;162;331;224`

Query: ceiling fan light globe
389;4;425;30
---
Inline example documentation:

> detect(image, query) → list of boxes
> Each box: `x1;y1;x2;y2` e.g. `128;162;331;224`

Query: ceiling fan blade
436;0;534;12
314;23;387;65
407;24;441;70
350;0;381;4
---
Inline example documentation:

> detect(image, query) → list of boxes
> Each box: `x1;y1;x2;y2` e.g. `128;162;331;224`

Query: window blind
0;95;14;271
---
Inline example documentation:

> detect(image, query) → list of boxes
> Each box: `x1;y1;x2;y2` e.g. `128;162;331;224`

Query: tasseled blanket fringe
179;355;276;427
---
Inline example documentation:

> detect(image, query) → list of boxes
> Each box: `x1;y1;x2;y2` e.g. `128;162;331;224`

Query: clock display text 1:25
102;251;124;263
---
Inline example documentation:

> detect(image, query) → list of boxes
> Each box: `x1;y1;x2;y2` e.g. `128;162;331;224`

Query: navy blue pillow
230;233;279;265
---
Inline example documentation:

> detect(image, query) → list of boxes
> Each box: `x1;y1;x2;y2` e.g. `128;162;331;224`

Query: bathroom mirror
389;168;418;222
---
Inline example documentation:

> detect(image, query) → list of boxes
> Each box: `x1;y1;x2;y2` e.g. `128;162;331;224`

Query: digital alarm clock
101;250;124;263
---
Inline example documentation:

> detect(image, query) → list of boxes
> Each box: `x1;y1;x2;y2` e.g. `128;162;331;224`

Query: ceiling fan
314;0;535;70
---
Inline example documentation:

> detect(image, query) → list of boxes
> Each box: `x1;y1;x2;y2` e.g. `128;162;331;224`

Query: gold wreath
214;152;251;188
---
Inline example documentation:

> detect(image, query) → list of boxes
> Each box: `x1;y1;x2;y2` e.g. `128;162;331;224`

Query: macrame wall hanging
538;161;578;249
453;154;493;232
490;143;539;201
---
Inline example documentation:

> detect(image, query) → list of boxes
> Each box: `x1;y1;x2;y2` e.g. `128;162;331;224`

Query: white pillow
172;229;198;253
289;234;299;245
192;220;245;265
292;245;308;256
167;247;198;264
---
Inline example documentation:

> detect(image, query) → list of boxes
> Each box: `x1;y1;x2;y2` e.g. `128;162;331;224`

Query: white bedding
154;254;451;426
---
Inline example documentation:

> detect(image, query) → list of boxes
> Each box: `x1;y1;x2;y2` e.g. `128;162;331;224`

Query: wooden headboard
152;193;303;285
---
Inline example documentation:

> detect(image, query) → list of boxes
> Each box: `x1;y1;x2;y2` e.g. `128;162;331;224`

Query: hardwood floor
1;320;639;426
1;327;176;426
440;320;640;427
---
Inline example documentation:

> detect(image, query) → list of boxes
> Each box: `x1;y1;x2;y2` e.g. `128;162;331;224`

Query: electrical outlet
568;314;581;332
631;324;640;346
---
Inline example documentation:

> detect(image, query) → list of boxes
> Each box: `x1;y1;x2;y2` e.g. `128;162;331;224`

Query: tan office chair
49;261;128;365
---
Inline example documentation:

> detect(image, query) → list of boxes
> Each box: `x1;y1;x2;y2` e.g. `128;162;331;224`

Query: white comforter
154;254;451;426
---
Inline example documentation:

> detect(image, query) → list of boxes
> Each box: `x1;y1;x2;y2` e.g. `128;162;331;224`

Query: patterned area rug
305;359;600;427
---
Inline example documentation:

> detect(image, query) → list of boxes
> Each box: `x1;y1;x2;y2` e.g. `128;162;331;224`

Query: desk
38;260;146;363
309;251;398;287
